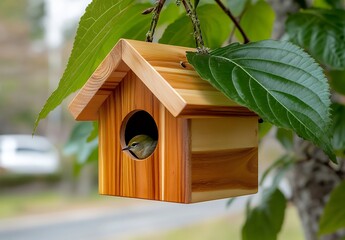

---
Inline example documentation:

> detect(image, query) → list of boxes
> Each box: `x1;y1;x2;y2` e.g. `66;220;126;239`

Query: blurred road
0;198;243;240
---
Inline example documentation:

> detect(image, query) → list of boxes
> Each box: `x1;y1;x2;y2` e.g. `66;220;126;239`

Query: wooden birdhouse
69;39;258;203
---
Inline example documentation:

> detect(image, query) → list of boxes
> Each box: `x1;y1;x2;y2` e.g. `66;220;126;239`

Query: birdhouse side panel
190;117;258;202
98;71;161;200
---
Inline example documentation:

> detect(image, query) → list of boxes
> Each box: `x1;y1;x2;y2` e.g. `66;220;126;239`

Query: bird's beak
122;146;130;151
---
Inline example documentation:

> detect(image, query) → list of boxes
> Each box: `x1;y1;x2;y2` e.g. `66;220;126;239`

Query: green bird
122;134;157;159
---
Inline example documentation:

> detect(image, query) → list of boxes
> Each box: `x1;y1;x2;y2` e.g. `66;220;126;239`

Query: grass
0;187;148;220
131;206;304;240
0;190;111;219
0;191;65;219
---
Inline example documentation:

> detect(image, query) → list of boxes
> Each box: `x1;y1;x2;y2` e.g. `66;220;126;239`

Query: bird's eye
131;142;138;147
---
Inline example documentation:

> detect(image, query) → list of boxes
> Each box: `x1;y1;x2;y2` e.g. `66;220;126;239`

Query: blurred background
0;0;304;239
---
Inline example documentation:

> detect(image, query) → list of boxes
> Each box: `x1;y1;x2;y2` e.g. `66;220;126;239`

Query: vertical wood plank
99;93;118;196
162;108;191;203
99;71;162;200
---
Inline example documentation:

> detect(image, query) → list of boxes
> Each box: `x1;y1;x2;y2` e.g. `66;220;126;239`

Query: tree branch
145;0;166;42
181;0;208;53
214;0;250;44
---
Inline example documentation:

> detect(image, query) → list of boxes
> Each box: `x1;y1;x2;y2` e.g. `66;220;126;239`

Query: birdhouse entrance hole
120;110;158;160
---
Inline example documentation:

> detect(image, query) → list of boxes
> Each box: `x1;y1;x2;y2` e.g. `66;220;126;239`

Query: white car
0;135;59;174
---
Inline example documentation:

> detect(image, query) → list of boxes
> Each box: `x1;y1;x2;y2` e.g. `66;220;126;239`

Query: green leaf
325;0;345;9
34;0;151;131
276;128;294;151
227;0;248;17
73;145;98;176
319;180;345;235
236;1;275;41
158;2;184;27
259;121;272;140
87;121;99;142
64;122;98;162
331;103;345;155
242;188;286;240
194;0;200;9
64;122;98;176
260;154;294;187
159;4;232;49
187;40;336;162
329;70;345;95
286;8;345;70
313;0;333;9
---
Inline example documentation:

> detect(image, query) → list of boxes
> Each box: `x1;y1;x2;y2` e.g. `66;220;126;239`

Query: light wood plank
68;42;127;120
191;147;258;202
176;89;238;107
121;40;187;117
191;117;258;151
160;106;191;203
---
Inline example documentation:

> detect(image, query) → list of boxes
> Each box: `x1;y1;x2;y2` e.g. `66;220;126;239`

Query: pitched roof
69;39;254;120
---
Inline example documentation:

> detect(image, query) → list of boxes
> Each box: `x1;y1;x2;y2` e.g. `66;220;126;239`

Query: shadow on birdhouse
69;39;258;203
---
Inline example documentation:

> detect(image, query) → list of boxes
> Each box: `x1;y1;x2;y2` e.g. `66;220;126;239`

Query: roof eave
68;39;128;121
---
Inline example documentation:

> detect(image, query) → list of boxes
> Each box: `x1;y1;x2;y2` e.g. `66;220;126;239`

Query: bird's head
122;134;157;159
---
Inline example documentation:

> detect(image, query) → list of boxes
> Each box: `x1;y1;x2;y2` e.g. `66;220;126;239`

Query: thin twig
181;0;208;53
214;0;250;44
145;0;166;42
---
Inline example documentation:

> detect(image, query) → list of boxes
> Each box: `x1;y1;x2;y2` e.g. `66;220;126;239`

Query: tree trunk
287;139;345;240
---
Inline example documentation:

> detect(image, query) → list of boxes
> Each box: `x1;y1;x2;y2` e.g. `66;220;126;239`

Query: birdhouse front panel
98;70;191;203
69;39;258;204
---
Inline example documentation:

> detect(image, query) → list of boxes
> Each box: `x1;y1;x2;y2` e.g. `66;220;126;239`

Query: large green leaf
286;8;345;70
236;1;275;42
242;188;286;240
319;180;345;235
187;40;336;162
34;0;151;130
159;4;232;49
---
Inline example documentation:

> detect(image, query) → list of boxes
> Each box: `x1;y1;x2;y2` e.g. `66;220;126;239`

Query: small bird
122;134;157;159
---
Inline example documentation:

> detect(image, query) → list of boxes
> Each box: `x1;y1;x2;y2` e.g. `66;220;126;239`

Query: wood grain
191;148;258;188
70;39;259;203
159;106;190;203
99;71;191;203
69;41;128;120
190;117;258;202
191;118;258;151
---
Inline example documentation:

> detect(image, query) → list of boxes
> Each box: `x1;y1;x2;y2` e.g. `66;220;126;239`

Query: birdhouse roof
69;39;254;120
